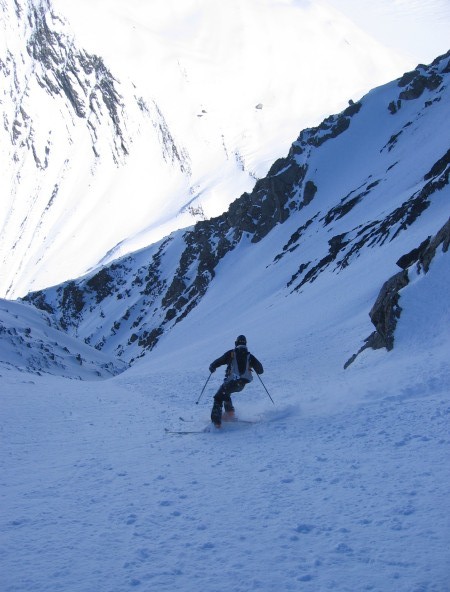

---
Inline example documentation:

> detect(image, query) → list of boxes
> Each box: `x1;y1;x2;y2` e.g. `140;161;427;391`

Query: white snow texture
1;1;449;591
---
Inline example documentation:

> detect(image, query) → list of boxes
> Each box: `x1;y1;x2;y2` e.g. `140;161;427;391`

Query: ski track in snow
1;367;449;592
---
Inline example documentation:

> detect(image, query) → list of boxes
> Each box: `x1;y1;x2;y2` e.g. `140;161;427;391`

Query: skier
209;335;264;427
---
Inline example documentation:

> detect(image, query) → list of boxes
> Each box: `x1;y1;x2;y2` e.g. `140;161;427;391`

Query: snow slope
323;0;450;64
1;238;449;591
2;79;449;590
0;298;127;379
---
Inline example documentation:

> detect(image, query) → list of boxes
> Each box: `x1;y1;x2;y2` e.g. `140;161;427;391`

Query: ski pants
213;378;249;408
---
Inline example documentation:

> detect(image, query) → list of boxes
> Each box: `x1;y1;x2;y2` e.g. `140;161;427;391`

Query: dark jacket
210;347;264;381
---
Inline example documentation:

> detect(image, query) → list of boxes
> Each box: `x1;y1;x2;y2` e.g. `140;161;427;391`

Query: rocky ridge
2;0;129;167
23;51;450;365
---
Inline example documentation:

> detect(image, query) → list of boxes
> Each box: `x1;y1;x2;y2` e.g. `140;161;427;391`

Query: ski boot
211;402;222;428
223;400;235;422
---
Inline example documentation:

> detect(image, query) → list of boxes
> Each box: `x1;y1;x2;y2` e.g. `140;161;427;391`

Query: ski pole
195;373;212;405
256;372;275;405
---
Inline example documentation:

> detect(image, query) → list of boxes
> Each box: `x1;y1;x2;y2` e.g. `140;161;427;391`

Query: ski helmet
235;335;247;346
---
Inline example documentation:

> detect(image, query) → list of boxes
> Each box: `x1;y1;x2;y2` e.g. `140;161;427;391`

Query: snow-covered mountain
23;51;450;369
1;0;415;299
1;49;449;592
0;297;126;379
0;0;191;298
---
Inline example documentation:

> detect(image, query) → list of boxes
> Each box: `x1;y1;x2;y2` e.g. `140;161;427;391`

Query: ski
165;426;211;435
166;416;259;435
179;416;257;425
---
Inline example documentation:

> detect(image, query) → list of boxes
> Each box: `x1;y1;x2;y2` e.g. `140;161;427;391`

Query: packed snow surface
2;238;449;591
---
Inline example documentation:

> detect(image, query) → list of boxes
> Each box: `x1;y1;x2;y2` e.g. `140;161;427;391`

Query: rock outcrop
345;218;449;367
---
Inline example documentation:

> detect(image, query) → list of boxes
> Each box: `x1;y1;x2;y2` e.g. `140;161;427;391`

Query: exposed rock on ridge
3;0;129;164
345;218;450;367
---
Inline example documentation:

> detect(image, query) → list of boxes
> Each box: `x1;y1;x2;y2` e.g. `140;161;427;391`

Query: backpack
227;347;253;383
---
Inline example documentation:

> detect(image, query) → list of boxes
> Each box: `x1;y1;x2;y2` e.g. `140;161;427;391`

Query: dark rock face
300;101;362;149
396;238;432;270
23;0;129;162
388;50;450;114
414;218;450;273
345;218;450;367
398;70;443;101
367;270;409;352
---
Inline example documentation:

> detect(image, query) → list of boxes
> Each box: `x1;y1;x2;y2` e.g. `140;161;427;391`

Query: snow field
2;149;448;590
2;234;449;591
1;359;449;591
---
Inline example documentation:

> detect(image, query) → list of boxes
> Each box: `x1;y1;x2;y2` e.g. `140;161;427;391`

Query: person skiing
209;335;264;427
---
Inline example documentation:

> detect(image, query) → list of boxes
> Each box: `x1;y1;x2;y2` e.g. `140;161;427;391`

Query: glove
209;364;216;373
